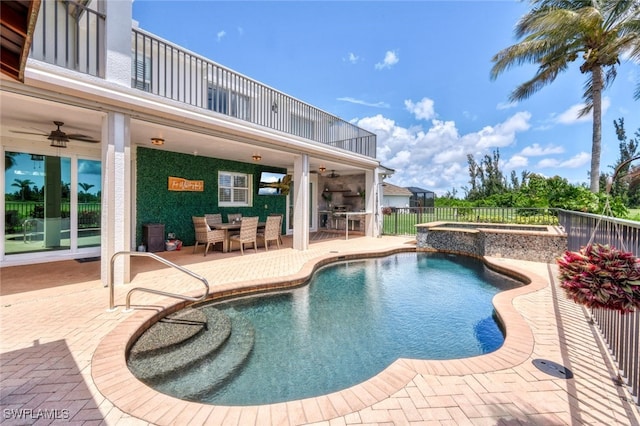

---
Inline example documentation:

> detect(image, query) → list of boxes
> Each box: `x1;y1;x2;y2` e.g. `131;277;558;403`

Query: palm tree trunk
590;66;603;193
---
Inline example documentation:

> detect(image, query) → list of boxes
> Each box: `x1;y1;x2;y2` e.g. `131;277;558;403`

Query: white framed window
132;56;151;91
218;171;252;207
291;114;315;139
207;86;250;120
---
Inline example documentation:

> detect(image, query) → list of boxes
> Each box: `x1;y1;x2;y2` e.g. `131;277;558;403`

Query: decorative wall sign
168;176;204;192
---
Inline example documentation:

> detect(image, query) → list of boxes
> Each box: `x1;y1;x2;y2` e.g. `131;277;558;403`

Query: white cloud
461;111;531;149
345;52;360;64
536;152;590;169
504;155;528;169
337;97;389;108
374;50;398;70
404;98;435;121
555;98;611;124
237;27;244;36
356;111;532;195
518;143;565;156
497;101;518;110
216;30;226;42
462;110;478;121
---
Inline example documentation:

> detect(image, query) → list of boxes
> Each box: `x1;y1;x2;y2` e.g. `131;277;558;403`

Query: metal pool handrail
108;251;209;311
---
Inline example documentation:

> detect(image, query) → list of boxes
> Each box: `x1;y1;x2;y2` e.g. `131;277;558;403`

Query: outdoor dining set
192;213;282;256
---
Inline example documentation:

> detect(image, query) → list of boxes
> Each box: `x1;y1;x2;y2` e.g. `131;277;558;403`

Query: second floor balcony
26;1;377;158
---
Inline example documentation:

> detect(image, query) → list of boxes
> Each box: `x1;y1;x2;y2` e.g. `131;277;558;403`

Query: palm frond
580;74;595;116
511;60;568;101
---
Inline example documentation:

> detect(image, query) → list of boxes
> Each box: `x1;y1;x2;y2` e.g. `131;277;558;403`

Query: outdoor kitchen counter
331;211;372;239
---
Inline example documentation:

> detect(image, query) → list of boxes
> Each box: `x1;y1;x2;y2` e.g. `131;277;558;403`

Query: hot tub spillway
127;307;256;400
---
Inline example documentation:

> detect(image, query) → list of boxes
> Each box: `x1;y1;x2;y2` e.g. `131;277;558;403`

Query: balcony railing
30;0;105;78
131;28;377;158
26;3;376;158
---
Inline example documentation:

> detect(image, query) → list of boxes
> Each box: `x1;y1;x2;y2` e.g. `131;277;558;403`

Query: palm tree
491;0;640;193
78;182;95;202
11;179;34;201
5;152;18;171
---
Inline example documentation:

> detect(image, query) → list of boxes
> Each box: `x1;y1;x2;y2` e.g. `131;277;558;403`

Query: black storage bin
143;223;165;252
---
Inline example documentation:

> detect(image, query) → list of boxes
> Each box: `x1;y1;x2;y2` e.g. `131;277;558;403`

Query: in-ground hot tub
415;221;567;263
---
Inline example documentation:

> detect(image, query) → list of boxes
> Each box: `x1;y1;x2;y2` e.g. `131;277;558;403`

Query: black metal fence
5;202;101;233
381;206;638;405
381;206;558;236
30;0;106;77
557;210;640;405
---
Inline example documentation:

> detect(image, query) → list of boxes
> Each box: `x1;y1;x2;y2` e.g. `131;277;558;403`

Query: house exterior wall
135;147;287;247
1;1;381;278
383;195;411;208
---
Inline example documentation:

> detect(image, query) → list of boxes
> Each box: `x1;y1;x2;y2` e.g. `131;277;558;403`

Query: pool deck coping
416;221;565;236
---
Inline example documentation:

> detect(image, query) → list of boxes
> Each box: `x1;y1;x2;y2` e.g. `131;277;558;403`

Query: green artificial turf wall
136;147;287;247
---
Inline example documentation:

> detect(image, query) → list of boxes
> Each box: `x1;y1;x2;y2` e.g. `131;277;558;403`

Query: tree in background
452;151;629;216
11;179;34;201
465;149;508;201
78;182;95;203
491;0;640;193
608;118;640;205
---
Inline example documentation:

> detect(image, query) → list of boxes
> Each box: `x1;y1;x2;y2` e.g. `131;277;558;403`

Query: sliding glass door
286;174;318;234
4;151;101;257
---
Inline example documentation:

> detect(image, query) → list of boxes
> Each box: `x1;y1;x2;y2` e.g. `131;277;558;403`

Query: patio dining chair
192;216;225;256
268;213;284;245
229;216;258;255
257;214;281;251
205;213;222;228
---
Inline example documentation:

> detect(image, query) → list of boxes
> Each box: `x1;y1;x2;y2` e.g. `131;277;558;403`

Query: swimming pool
127;252;523;406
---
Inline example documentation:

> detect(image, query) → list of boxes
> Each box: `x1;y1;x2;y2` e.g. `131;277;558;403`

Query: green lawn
626;209;640;221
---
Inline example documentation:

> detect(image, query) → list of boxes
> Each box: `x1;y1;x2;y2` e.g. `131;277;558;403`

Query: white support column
364;169;377;237
103;0;133;85
292;154;310;251
101;112;131;286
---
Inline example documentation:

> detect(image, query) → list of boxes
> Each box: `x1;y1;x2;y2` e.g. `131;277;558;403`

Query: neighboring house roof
406;186;435;195
383;182;413;196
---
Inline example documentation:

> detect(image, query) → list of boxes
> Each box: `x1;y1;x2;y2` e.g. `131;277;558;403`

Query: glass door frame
2;147;101;264
285;173;318;235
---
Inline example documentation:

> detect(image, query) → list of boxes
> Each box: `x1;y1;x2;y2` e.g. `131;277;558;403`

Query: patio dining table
210;221;265;252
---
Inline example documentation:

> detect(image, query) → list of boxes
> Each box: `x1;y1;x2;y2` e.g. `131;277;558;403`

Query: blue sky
132;0;639;196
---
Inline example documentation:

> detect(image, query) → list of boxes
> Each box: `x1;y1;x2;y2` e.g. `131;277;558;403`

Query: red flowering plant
556;244;640;314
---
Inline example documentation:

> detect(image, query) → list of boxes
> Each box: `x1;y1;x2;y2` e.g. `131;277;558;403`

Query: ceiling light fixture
48;131;69;148
151;137;164;146
252;154;262;161
319;166;326;172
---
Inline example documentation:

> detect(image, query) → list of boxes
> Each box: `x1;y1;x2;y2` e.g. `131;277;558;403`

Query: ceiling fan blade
67;134;99;143
10;130;47;136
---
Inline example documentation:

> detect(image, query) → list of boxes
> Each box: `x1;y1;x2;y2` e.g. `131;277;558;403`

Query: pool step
146;312;256;401
129;308;208;357
127;308;231;382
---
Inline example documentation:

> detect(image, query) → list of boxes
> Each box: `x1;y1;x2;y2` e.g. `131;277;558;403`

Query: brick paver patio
1;235;639;425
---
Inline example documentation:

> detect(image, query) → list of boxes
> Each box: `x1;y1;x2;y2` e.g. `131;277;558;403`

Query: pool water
137;252;522;405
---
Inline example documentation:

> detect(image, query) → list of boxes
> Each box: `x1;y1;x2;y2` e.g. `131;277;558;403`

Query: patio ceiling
0;90;367;175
